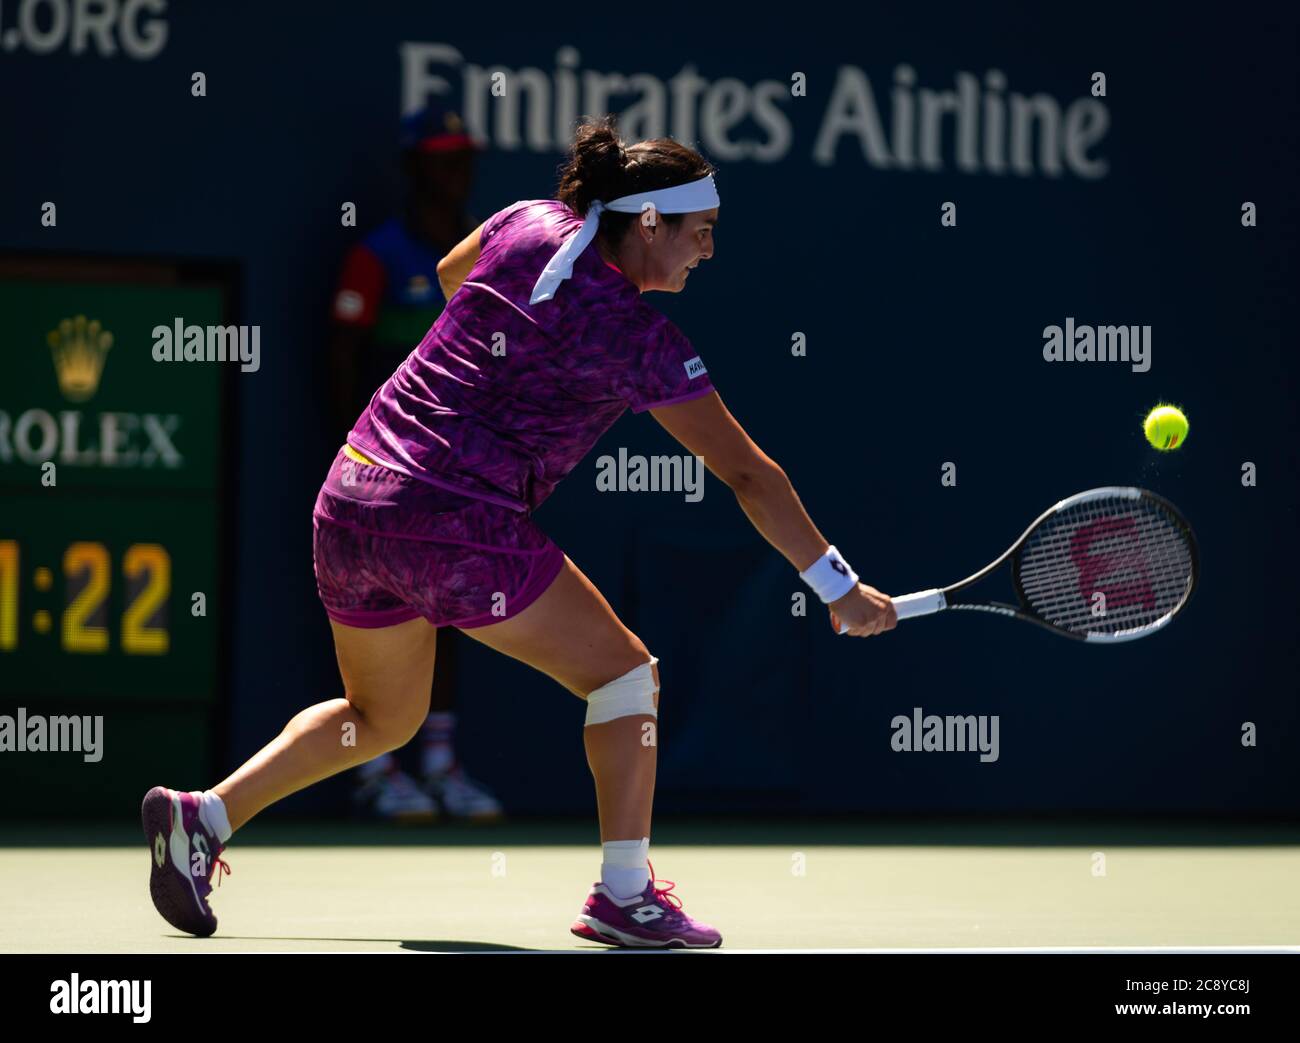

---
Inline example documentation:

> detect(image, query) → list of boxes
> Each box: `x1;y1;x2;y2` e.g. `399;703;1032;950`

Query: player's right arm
650;390;896;636
436;221;486;299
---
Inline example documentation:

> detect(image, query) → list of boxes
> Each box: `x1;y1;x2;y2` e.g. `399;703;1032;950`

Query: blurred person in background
327;103;503;823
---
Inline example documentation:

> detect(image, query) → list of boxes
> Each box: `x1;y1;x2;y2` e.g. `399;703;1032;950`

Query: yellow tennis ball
1144;405;1188;450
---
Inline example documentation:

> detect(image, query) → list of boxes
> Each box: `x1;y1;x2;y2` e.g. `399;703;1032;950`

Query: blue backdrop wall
4;4;1297;815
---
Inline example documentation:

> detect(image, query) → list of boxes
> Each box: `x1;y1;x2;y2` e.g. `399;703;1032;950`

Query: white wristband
799;545;859;603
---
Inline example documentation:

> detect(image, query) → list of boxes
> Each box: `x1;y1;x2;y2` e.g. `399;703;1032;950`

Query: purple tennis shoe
571;862;722;949
141;786;231;938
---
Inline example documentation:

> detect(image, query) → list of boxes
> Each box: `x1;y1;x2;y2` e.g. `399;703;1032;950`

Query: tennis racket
836;487;1199;642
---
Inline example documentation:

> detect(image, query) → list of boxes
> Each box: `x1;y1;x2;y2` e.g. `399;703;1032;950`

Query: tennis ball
1143;405;1188;450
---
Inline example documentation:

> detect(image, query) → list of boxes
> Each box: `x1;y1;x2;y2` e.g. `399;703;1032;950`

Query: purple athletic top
347;199;716;512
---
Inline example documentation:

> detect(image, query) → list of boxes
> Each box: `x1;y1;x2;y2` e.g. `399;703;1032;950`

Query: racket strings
1015;495;1194;637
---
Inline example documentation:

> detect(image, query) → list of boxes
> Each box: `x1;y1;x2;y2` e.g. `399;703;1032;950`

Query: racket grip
892;589;946;619
836;589;946;634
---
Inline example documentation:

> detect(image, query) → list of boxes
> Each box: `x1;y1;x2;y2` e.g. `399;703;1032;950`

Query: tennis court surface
3;819;1296;953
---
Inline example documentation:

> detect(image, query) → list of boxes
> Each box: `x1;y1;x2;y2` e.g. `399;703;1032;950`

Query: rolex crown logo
47;314;113;401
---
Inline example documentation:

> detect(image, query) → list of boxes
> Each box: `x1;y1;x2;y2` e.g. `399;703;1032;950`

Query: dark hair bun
554;115;716;250
556;116;626;214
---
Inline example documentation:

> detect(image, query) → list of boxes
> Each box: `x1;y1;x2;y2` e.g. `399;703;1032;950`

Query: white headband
529;174;719;305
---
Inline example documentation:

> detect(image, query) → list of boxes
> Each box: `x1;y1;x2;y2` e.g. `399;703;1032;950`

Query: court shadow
209;936;693;953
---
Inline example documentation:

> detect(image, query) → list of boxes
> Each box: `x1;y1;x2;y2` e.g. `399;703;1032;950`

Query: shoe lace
646;860;683;913
208;853;232;889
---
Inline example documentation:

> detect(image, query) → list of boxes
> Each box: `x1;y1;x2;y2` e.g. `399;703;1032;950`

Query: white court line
446;945;1300;956
213;946;1300;955
686;946;1300;955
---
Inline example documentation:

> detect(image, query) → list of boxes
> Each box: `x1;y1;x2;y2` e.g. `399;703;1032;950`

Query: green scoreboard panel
0;257;237;818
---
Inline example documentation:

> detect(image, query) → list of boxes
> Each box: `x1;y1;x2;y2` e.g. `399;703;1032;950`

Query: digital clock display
0;257;236;813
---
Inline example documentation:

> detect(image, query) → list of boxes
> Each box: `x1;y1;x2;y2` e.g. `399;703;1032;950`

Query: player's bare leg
144;614;440;935
461;554;720;947
213;616;441;831
458;555;658;842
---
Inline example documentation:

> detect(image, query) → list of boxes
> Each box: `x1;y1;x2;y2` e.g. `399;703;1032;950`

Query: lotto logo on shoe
631;904;665;924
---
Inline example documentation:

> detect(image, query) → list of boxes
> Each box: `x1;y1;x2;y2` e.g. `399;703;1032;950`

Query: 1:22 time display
0;540;170;654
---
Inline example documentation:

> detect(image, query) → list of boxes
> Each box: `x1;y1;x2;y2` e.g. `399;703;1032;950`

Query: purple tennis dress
313;199;716;628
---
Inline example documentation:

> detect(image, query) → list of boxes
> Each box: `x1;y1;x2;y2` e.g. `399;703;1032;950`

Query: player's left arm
436;222;487;298
652;390;897;636
650;390;826;569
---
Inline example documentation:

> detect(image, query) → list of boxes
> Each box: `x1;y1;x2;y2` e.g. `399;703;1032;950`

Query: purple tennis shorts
312;446;566;629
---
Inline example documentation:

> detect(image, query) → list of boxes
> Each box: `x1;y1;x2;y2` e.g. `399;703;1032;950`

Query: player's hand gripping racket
837;487;1199;642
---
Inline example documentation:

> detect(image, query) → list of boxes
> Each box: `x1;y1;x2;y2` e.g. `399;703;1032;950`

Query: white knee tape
584;656;659;726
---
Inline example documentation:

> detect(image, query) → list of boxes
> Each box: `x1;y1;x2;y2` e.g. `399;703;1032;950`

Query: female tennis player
142;115;897;949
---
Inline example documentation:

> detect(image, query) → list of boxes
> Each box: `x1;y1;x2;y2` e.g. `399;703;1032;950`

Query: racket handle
892;589;947;619
836;589;946;634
